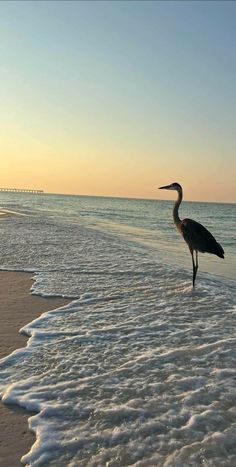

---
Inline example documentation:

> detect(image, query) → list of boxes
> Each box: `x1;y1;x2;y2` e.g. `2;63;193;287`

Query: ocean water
0;193;235;467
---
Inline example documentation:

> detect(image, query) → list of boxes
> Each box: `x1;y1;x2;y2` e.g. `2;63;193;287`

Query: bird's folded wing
181;218;221;254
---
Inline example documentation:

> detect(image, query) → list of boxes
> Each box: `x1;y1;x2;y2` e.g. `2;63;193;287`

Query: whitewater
0;193;235;466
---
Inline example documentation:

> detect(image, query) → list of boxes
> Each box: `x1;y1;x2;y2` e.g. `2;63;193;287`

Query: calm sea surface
0;193;235;466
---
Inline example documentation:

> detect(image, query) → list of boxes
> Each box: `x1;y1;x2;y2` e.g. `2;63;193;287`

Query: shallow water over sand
0;194;235;466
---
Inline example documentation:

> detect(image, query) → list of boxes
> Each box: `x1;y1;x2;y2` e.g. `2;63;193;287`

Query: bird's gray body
159;182;224;286
180;218;224;258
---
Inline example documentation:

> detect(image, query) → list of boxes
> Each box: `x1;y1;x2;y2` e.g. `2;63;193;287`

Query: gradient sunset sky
1;1;235;202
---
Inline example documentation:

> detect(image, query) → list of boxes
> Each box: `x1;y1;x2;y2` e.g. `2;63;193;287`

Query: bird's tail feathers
216;242;224;259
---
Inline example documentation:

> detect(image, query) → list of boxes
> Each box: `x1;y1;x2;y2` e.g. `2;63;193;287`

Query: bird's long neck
173;187;182;227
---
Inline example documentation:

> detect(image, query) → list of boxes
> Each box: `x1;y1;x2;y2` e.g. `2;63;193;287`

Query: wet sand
0;271;70;466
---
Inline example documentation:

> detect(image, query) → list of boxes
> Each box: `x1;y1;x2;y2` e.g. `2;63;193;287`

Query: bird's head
159;182;182;192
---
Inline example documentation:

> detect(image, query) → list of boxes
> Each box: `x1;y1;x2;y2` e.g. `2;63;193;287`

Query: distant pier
0;188;44;194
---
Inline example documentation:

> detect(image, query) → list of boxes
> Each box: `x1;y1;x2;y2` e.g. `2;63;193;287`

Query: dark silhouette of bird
159;182;224;286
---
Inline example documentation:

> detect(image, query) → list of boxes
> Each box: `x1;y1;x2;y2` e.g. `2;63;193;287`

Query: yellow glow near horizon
1;130;235;202
1;118;234;202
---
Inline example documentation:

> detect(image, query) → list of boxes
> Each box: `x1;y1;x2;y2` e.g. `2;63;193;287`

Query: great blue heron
159;182;224;286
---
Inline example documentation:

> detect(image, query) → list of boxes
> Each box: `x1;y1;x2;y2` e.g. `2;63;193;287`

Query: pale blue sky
0;1;235;201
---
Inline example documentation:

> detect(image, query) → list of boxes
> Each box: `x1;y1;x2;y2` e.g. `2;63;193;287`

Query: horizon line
41;191;236;205
1;189;235;205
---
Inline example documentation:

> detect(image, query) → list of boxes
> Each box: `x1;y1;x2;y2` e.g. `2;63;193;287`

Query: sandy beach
0;271;70;467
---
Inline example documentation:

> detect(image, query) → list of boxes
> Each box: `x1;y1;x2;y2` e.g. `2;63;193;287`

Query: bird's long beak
159;184;172;190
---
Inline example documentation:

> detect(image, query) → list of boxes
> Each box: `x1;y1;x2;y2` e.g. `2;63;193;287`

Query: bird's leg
190;249;197;287
195;251;198;271
193;251;198;286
